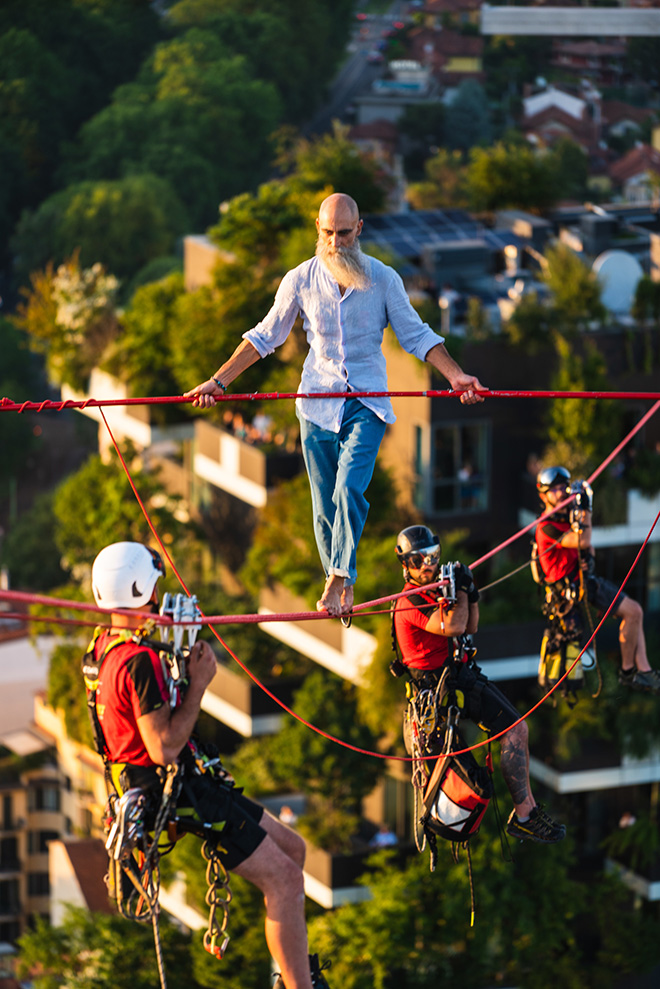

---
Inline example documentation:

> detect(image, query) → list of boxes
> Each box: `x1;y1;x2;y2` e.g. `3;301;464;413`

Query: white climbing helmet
91;541;165;609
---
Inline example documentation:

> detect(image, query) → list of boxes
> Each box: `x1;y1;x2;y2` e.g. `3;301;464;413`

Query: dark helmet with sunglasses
395;525;441;571
536;465;571;494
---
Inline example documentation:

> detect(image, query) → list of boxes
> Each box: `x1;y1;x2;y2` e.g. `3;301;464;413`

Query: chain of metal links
201;840;232;960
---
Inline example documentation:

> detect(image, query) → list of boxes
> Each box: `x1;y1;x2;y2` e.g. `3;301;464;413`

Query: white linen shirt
243;255;444;432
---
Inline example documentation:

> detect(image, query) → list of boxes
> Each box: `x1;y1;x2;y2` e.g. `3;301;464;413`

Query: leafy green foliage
543;334;621;476
270;669;381;815
405;149;469;210
52;444;187;572
445;80;492;152
308;823;659;988
58;28;282;229
12;254;120;390
17;907;197;989
47;639;93;747
541;243;606;331
104;273;186;407
277;121;390;214
467;141;558;213
2;491;67;591
12;173;188;283
0;317;39;485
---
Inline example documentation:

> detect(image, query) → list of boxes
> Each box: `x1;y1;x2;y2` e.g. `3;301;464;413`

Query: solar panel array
361;209;521;259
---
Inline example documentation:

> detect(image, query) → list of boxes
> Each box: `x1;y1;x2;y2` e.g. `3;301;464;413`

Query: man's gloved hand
454;562;480;603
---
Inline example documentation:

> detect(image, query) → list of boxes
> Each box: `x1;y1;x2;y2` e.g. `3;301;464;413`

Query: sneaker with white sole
506;804;566;844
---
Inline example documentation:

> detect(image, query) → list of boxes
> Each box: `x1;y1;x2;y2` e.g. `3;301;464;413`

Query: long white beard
316;238;371;291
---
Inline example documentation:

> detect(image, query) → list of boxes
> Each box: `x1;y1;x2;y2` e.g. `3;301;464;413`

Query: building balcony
258;584;546;685
61;368;194;459
605;857;660;902
303;838;416;909
257;584;377;686
201;661;303;737
529;742;660;795
193;419;303;509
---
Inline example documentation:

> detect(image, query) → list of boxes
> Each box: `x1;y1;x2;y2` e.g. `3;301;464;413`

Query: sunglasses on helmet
404;545;440;569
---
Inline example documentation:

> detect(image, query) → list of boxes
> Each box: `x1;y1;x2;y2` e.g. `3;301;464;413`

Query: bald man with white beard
187;194;486;618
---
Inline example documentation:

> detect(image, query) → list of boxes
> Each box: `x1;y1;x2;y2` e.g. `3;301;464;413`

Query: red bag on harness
421;747;493;843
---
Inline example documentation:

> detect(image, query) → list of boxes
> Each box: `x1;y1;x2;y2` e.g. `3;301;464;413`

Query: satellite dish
592;250;643;315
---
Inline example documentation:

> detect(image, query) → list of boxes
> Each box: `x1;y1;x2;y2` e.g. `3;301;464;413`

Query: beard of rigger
316;237;371;291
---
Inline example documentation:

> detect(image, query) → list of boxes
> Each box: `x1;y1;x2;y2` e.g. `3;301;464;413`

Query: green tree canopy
168;0;354;121
444;79;492;152
541;243;606;331
0;317;40;488
466;141;558;213
271;668;381;816
52;444;188;573
2;491;67;591
12;254;120;390
58;28;282;229
17;907;198;989
104;272;186;407
277;121;390;214
308;826;659;988
12;173;188;283
405;149;469;210
543;333;622;477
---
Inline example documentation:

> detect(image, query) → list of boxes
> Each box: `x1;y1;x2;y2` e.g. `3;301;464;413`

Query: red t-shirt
94;632;170;767
393;583;450;671
535;516;578;583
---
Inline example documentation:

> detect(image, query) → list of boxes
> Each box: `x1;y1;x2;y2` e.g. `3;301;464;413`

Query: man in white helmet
88;541;330;989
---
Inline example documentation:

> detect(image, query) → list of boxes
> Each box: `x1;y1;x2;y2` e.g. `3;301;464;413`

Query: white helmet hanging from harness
92;541;166;610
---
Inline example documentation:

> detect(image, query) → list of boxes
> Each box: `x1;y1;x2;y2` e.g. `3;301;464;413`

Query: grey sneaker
506;804;566;844
619;668;660;695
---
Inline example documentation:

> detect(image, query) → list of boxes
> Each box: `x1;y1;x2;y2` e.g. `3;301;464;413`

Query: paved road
302;2;408;136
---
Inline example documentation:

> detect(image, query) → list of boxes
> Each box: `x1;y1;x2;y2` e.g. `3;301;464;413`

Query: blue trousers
298;399;387;585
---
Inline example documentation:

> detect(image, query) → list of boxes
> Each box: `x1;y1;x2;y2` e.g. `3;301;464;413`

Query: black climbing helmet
395;525;441;569
536;465;571;494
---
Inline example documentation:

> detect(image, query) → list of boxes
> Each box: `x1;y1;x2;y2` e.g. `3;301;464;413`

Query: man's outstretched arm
184;339;262;408
424;343;486;405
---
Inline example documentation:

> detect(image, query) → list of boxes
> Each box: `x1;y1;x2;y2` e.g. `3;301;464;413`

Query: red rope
2;387;660;413
3;401;657;763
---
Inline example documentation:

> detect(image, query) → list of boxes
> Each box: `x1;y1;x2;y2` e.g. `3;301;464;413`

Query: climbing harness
531;495;600;705
83;593;233;988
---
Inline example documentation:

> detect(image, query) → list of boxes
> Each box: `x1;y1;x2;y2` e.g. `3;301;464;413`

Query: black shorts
177;774;267;871
587;575;625;616
451;663;520;737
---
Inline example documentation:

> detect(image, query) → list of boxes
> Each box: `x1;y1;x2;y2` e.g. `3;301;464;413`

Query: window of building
0;837;19;871
27;782;60;813
429;421;489;515
27;873;50;897
1;795;12;830
0;879;19;914
0;920;20;942
27;831;59;855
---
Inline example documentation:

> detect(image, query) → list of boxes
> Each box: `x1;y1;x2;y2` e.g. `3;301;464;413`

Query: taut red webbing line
1;387;660;414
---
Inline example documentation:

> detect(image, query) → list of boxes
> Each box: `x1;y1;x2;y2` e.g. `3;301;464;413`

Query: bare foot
340;583;354;616
317;575;345;617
